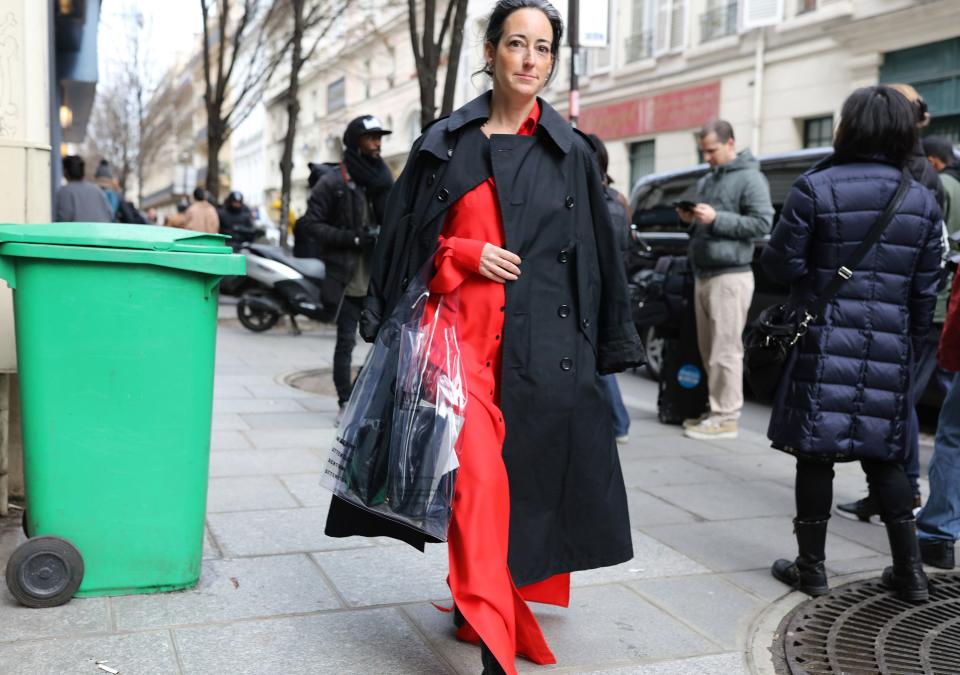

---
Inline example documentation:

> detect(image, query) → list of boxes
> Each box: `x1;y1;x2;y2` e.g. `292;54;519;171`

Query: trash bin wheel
237;294;280;332
5;536;84;608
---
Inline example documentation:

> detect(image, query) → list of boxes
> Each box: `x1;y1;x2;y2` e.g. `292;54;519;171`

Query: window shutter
742;0;783;28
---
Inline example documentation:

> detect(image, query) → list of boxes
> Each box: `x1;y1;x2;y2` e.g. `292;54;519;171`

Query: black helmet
227;191;244;204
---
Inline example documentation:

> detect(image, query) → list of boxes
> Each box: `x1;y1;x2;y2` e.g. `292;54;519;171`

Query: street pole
568;0;579;128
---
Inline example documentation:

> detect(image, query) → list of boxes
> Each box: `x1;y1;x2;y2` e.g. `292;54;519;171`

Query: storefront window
630;140;656;188
803;115;833;148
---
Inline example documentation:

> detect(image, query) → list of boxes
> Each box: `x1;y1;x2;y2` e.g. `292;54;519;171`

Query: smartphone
673;200;697;211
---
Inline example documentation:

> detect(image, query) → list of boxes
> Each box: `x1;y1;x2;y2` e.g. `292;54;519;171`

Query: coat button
557;250;569;264
559;357;573;371
437;188;449;202
582;318;590;328
447;148;454;157
557;304;570;318
427;173;436;186
401;276;409;288
565;195;575;209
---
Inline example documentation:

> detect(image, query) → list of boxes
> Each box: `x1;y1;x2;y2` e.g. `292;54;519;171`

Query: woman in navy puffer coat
762;86;942;603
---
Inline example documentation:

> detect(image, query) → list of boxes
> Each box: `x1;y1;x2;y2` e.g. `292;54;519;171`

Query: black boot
881;517;929;603
771;518;830;596
919;538;956;570
480;642;506;675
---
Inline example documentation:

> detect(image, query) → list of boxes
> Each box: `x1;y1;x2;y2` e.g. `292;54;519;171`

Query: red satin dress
428;101;569;675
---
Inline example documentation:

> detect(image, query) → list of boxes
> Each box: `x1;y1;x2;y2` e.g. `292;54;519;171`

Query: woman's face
485;8;554;100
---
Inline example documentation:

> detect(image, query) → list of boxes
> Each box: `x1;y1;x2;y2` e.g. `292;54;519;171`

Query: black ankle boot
920;538;956;570
771;518;830;596
881;517;929;603
480;642;506;675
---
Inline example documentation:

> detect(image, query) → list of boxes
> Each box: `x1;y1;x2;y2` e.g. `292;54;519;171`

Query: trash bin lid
0;223;230;254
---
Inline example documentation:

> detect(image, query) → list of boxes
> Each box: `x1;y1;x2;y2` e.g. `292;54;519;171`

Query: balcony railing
625;31;654;63
700;2;739;43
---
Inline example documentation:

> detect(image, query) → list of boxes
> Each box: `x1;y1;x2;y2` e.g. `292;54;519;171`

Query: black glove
359;307;380;343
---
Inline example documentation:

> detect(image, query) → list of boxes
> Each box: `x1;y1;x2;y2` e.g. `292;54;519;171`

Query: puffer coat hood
761;157;942;462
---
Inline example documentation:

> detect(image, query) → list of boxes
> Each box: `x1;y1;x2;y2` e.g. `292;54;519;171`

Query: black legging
796;457;914;523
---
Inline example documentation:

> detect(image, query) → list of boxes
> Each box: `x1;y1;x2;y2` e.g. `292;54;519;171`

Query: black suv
626;147;832;379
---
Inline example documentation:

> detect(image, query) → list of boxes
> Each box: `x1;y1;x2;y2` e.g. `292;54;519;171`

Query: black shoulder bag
744;169;912;403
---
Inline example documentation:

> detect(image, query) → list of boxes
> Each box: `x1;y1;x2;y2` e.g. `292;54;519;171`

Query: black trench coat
325;92;644;587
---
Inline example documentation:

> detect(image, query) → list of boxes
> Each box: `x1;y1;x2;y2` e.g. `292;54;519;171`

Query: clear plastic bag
321;271;466;540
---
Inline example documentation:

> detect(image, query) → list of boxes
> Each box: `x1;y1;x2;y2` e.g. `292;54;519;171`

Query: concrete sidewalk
0;309;919;674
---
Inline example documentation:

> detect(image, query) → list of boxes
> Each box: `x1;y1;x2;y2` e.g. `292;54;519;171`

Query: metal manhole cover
775;574;960;674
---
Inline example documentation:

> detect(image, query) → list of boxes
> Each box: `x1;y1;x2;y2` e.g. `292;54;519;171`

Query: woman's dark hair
833;86;918;167
587;133;613;183
479;0;564;83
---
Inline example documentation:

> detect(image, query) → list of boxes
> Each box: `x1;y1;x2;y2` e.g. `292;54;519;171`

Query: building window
654;0;687;54
803;115;833;148
700;1;738;42
797;0;816;13
629;140;656;188
327;77;346;114
625;0;653;63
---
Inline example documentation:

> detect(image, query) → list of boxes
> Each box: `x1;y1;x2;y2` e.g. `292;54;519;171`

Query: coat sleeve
300;176;358;249
360;137;424;342
585;152;645;374
939;270;960;371
909;197;944;338
711;171;775;240
760;176;815;286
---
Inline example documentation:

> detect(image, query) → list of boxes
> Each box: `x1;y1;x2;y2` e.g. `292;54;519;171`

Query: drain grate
776;573;960;674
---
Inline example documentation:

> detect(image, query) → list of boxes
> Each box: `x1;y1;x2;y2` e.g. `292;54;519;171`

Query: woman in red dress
326;2;644;672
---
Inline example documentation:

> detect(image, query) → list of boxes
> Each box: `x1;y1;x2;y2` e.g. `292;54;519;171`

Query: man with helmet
218;191;258;249
296;115;394;420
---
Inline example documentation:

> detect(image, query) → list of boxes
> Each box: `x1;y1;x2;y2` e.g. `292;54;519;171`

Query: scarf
343;147;394;224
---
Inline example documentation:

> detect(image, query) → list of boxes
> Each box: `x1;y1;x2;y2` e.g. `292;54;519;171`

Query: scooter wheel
237;296;280;332
5;536;84;608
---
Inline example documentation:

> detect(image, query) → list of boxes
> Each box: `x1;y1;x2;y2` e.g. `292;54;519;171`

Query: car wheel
642;326;664;381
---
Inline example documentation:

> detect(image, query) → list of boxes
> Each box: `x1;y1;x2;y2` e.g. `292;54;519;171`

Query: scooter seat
248;244;326;280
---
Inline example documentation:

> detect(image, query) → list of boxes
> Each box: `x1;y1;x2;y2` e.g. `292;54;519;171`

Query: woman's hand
479;243;522;283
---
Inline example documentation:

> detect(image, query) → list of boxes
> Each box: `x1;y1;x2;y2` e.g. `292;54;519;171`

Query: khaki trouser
694;271;754;419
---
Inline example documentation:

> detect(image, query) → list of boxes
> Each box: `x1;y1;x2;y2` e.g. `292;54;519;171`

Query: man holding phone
677;120;774;440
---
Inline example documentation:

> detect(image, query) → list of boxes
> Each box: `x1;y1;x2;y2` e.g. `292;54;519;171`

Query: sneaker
615;435;629;445
682;413;710;429
835;495;881;524
919;538;956;570
683;416;738;440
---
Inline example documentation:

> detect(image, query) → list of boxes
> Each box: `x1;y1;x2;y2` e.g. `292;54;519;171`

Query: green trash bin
0;223;244;607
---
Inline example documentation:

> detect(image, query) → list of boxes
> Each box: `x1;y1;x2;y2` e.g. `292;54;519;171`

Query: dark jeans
796;457;914;523
334;295;364;407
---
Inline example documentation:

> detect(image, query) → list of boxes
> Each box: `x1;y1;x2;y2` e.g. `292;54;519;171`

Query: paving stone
210;430;252;451
685;453;797;485
0;631;179;675
241;411;333;430
213;383;253;399
627;489;699;526
211;412;250;431
827;515;891;554
644;480;796;521
236;382;317;399
173;608;451;674
825;555;891;576
722;569;794;603
111;554;340;630
644;517;878;573
208;448;325;477
213;397;306;414
311;544;449;606
202;526;222;560
295;397;341;413
206;476;300;512
628;575;767;649
404;584;717;672
279;473;332;507
208;507;373;556
571;530;709;587
587;652;747;674
0;579;109;643
244;427;336;450
617;434;730;459
700;427;772;453
619;457;734;488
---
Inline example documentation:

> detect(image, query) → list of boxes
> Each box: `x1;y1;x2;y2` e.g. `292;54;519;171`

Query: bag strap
806;168;912;322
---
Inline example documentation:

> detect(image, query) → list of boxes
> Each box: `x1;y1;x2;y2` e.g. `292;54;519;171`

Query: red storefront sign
578;82;721;140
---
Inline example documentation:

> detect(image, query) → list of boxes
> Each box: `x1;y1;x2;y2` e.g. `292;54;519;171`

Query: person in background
924;136;960;235
55;155;114;223
165;198;190;228
763;85;942;603
94;159;121;219
146;207;158;224
677;119;775;440
296;114;393;423
916;268;960;570
177;188;220;234
588;132;631;444
218;191;258;248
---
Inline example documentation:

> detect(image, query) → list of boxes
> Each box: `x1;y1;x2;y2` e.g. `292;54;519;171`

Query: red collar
518;100;540;136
